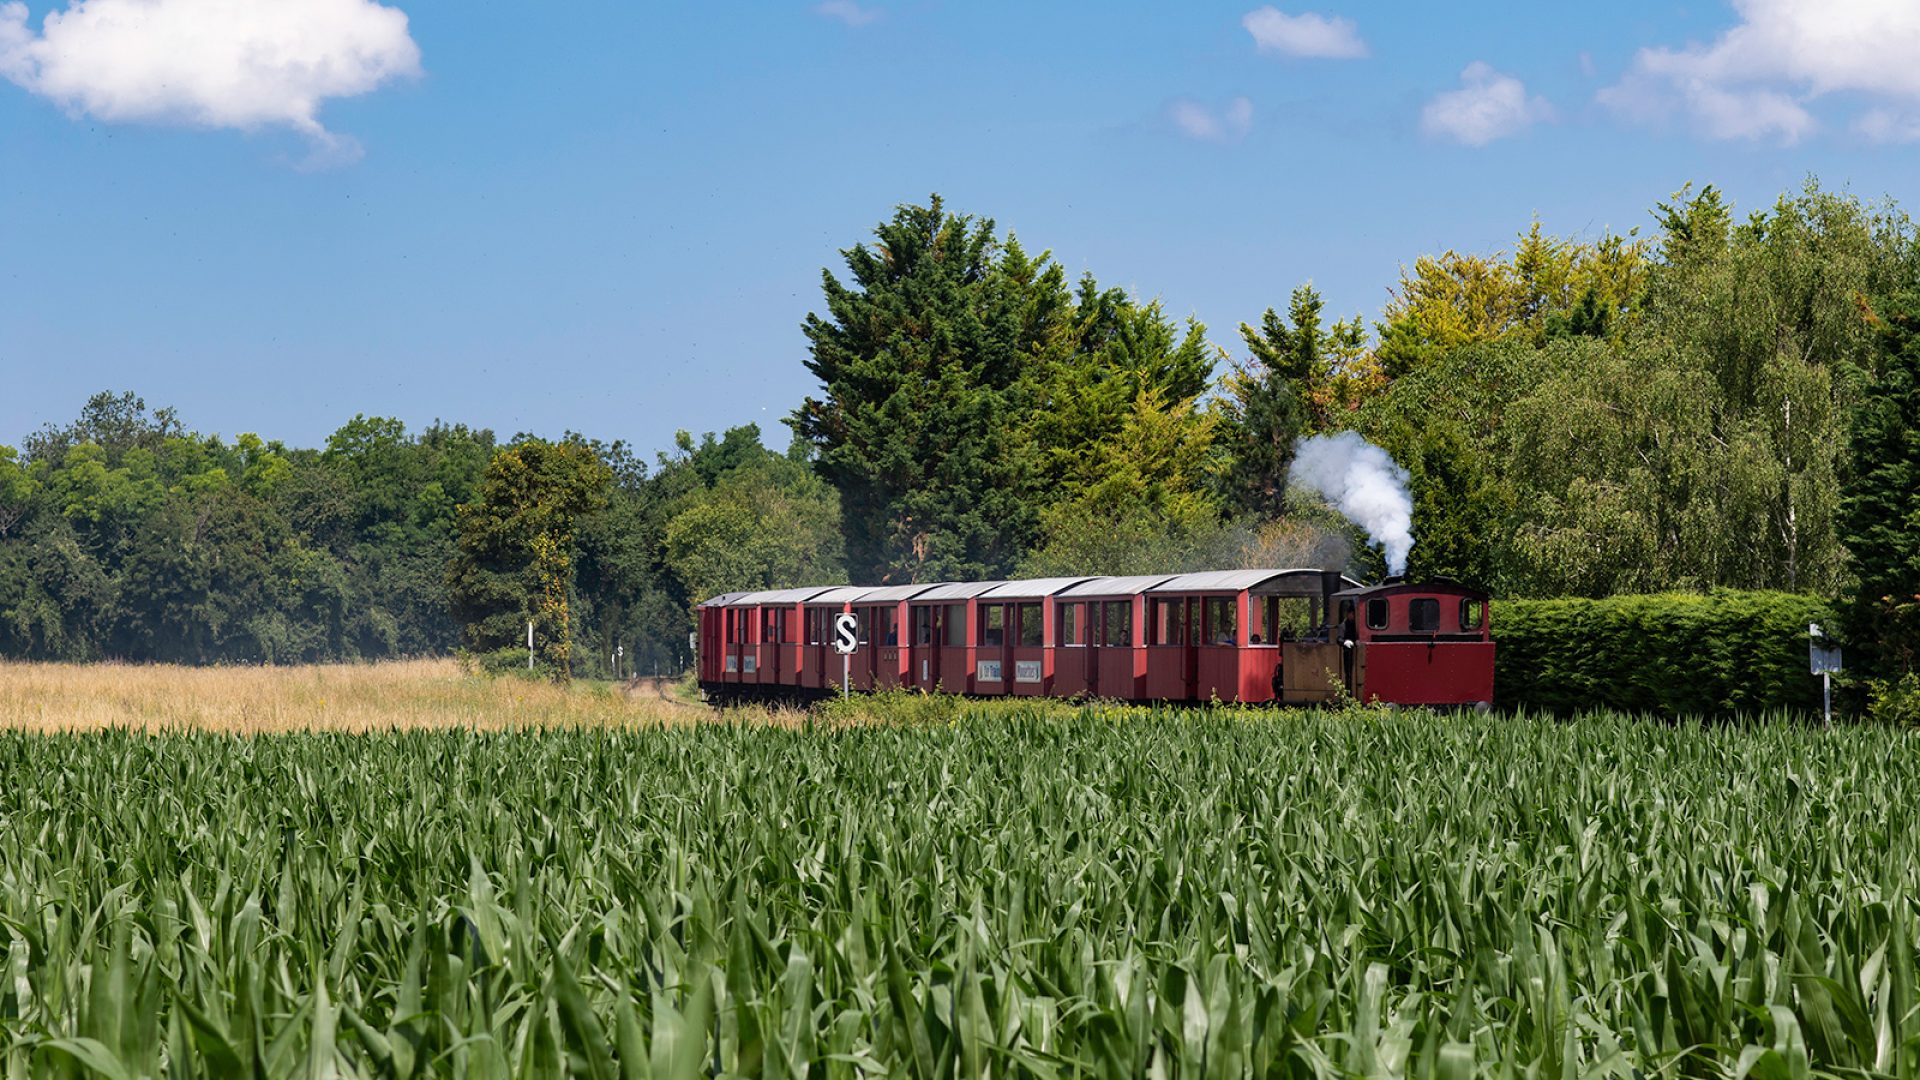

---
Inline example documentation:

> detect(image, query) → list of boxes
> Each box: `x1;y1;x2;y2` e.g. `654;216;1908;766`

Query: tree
662;446;844;605
0;447;34;539
448;440;611;679
792;196;1063;583
1019;391;1225;576
1374;222;1649;378
1839;293;1920;685
1023;275;1214;488
1218;285;1370;517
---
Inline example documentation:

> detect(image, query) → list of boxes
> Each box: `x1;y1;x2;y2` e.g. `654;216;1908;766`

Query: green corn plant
0;710;1915;1076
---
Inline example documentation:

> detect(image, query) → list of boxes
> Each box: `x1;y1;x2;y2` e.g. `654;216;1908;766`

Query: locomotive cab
1327;578;1494;709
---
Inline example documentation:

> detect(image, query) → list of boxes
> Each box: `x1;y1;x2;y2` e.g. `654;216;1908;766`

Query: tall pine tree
1840;293;1920;684
791;196;1058;583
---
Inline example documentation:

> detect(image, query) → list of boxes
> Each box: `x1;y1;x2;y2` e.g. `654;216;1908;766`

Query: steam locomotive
697;569;1495;709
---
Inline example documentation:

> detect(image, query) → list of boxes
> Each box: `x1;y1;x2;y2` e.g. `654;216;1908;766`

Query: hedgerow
1494;590;1835;717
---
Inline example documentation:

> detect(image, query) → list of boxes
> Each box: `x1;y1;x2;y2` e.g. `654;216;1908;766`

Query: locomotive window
1366;598;1390;630
981;605;1005;648
1058;602;1083;646
1460;599;1485;631
944;604;966;647
1409;598;1440;633
1018;604;1043;647
1104;601;1132;646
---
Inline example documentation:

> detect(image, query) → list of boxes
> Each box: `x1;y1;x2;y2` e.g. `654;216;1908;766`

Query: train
697;569;1495;709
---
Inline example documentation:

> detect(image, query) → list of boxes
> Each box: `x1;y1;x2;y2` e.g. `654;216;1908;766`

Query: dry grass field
0;657;712;733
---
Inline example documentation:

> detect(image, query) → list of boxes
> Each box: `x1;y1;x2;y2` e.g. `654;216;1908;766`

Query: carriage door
1183;597;1199;698
912;605;933;688
1086;602;1101;690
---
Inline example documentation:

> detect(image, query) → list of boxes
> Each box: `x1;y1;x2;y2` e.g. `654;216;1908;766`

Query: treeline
3;181;1918;699
792;184;1920;703
0;398;838;675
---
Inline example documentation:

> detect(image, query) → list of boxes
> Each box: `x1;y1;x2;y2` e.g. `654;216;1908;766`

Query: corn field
1;707;1917;1077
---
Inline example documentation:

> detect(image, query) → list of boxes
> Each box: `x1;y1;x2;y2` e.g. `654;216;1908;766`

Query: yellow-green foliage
3;707;1918;1076
1495;590;1835;716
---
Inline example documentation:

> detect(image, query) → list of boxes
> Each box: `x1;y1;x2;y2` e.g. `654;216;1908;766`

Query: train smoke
1287;432;1414;575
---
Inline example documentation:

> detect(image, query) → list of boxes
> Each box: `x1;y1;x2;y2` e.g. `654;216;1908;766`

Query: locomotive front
1323;577;1495;709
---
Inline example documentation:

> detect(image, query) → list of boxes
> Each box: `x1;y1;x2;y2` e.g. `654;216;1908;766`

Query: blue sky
4;0;1919;457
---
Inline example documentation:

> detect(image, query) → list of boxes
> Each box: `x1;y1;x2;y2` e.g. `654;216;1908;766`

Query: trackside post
834;612;858;701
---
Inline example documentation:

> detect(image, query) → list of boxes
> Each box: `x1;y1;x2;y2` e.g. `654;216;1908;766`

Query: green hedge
1494;591;1835;717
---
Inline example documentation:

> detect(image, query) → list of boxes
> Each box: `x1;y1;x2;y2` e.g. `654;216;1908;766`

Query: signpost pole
1809;622;1840;727
527;621;534;671
843;652;850;701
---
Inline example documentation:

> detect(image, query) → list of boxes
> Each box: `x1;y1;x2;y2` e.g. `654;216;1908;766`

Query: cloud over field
1241;6;1367;59
1422;62;1553;146
1600;0;1920;143
0;0;422;162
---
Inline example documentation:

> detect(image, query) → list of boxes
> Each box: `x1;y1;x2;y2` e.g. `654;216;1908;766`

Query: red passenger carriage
697;570;1495;710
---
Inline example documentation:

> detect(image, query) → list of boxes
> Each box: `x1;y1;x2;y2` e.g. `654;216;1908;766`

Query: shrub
1495;590;1835;717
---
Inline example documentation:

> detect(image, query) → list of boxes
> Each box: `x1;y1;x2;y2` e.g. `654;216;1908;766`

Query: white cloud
0;0;420;162
815;0;880;27
1169;96;1253;142
1420;62;1553;146
1601;0;1920;143
1241;6;1366;59
1857;107;1920;143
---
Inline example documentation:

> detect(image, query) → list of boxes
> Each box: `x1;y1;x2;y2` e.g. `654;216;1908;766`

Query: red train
697;569;1495;709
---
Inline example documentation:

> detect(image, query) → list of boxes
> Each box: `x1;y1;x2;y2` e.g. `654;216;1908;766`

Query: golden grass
0;658;715;734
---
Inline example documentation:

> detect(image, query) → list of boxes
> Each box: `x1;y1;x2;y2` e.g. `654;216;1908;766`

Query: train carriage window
1202;597;1237;645
1018;604;1043;647
1058;602;1083;646
1409;598;1440;633
944;604;966;647
879;606;898;646
1460;598;1485;632
913;606;932;646
1103;601;1132;646
981;605;1005;647
1366;597;1390;630
1151;598;1187;645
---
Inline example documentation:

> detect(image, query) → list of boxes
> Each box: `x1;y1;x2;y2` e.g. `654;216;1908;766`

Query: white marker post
833;612;858;701
1809;622;1842;727
527;620;535;671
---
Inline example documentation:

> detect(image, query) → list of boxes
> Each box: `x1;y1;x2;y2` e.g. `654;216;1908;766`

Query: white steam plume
1287;432;1414;575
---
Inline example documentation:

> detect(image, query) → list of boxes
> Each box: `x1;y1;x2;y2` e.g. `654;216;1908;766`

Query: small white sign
833;613;859;655
977;660;1002;682
1015;660;1043;683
